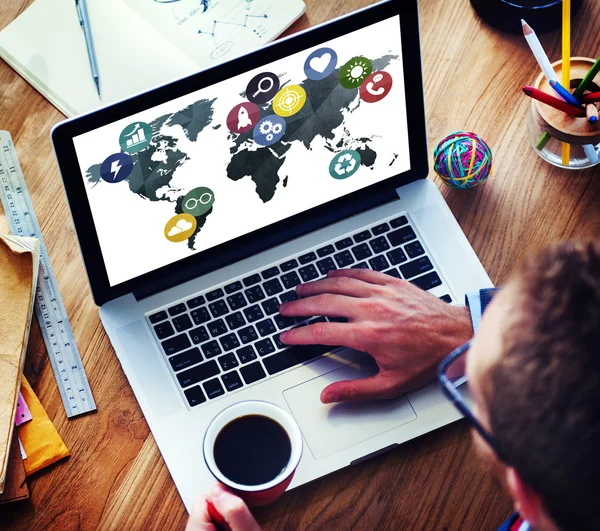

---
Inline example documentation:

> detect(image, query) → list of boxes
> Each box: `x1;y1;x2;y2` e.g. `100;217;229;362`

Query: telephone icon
360;71;393;103
366;74;386;96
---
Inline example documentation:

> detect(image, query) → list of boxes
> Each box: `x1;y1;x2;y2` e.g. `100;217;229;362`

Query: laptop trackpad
283;356;417;460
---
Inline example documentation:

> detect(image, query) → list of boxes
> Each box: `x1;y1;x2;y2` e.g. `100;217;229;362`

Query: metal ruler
0;131;96;418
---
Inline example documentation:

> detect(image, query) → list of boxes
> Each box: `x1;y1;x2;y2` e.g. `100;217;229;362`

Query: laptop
52;0;492;512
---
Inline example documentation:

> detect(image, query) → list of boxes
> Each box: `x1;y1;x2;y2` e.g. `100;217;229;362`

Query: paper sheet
0;0;197;116
18;438;26;460
14;393;32;427
18;376;70;477
126;0;305;65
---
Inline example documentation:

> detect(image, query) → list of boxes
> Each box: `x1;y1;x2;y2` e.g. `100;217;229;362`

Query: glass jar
527;57;600;170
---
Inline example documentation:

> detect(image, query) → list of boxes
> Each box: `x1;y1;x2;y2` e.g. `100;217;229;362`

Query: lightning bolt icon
110;160;122;181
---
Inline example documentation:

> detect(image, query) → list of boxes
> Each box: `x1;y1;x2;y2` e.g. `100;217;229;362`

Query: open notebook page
0;0;197;117
125;0;305;67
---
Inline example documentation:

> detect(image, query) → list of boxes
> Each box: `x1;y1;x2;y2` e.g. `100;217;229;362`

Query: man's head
467;241;600;531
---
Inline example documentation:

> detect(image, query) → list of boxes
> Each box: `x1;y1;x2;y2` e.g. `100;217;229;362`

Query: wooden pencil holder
527;57;600;169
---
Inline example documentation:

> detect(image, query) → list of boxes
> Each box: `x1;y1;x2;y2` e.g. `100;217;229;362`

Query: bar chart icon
125;125;146;147
119;121;152;153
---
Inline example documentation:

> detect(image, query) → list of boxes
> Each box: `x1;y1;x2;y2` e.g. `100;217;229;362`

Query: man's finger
186;495;216;531
280;294;362;319
281;321;363;350
210;485;262;531
327;268;391;285
295;276;384;299
320;374;403;404
321;370;436;404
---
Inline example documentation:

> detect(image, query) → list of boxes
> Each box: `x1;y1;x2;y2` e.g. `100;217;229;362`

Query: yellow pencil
562;0;571;166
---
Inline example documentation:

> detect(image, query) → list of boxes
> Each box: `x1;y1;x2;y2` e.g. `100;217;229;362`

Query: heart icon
310;53;331;73
304;48;338;80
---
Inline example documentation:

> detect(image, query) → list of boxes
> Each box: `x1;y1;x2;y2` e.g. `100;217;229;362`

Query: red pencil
580;92;600;104
522;86;586;117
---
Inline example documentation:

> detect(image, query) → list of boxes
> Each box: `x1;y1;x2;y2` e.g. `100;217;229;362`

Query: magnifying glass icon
253;76;274;98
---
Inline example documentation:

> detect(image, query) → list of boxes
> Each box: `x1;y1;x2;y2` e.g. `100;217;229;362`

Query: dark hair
487;241;600;531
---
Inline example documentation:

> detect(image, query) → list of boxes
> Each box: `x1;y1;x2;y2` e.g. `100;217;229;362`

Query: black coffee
213;414;291;486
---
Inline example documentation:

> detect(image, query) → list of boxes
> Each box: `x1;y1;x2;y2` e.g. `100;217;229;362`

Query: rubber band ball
433;132;493;189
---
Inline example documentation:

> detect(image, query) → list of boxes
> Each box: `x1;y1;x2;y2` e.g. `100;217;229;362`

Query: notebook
0;235;40;494
0;0;305;117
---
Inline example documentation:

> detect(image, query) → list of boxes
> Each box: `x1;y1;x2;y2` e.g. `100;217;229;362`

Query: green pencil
536;132;551;151
573;57;600;99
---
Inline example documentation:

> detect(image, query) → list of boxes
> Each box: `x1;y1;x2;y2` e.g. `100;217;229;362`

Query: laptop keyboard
146;213;453;409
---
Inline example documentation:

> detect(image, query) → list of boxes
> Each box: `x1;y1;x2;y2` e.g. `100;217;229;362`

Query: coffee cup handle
207;500;233;531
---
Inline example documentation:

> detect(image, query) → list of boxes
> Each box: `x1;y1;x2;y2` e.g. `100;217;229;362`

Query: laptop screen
73;14;408;287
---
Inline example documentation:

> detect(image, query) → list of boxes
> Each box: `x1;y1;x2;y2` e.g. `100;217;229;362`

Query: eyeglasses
437;340;509;463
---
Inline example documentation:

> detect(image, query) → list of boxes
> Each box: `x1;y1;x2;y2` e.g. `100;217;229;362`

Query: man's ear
505;467;543;526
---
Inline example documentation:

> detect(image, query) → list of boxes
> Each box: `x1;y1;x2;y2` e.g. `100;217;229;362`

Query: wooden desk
1;0;599;529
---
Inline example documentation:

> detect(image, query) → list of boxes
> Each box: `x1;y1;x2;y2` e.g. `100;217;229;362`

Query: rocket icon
237;105;252;130
226;102;260;134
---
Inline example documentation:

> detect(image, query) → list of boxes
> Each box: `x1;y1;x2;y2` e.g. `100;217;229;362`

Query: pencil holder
527;58;600;169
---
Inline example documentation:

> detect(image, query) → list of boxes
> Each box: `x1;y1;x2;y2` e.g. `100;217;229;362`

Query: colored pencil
522;86;586;116
536;132;551;151
561;0;571;165
520;19;557;156
549;79;582;107
573;57;600;99
581;92;600;104
521;20;557;83
583;144;599;164
586;104;599;123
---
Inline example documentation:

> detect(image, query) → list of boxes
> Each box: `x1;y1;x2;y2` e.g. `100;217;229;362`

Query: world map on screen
85;54;397;250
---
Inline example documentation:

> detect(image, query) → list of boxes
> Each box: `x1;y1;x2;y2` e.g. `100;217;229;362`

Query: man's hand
279;269;472;404
186;484;261;531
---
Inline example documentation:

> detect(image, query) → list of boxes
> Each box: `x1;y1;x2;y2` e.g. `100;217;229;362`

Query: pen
75;0;101;98
549;79;581;107
522;86;586;117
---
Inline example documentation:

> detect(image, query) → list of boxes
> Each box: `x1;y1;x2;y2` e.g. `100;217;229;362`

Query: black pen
75;0;101;98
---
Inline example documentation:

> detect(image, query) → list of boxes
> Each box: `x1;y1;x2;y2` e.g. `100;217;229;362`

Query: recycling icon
329;150;362;179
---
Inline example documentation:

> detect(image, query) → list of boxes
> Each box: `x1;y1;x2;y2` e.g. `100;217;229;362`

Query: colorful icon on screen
360;71;393;103
253;115;286;146
182;187;215;217
273;85;306;117
339;57;373;89
246;72;280;104
329;150;361;179
304;48;338;80
100;152;134;183
164;213;198;242
119;122;152;153
227;102;261;134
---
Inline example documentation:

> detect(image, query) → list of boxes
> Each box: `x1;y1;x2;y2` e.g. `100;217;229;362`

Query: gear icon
259;120;273;135
253;115;286;146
